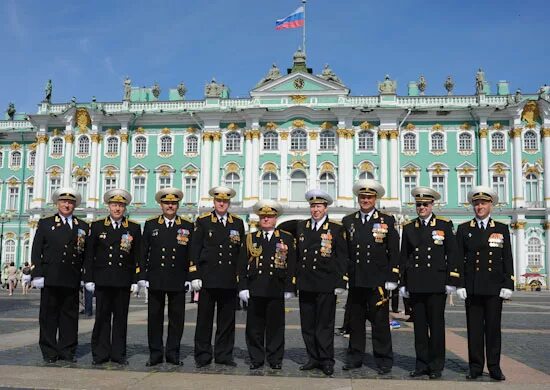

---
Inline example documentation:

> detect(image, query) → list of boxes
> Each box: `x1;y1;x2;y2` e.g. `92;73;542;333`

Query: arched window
524;130;537;150
51;138;63;156
78;136;90;155
358;131;374;151
225;172;241;201
491;132;505;151
10;151;21;168
4;239;16;264
359;171;375;180
431;133;444;151
186;135;198;154
458;132;472;151
184;176;198;203
225;132;241;152
74;176;87;204
290;129;307;151
106;136;119;155
525;173;539;203
527;237;542;266
263;131;279;151
403;133;416;151
290;170;307;201
134;136;147;154
160;135;172;154
28;151;36;168
22;239;30;264
319;172;336;198
262;172;278;199
492;174;506;203
403;175;417;203
319;130;336;151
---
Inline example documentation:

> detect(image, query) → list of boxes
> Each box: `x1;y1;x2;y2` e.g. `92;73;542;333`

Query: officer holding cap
138;188;193;366
456;186;514;381
84;189;142;365
295;189;348;376
189;186;245;368
31;188;88;363
400;186;460;379
341;179;399;374
238;200;296;370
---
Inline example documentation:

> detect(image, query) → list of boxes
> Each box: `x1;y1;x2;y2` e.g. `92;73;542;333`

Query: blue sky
1;0;549;114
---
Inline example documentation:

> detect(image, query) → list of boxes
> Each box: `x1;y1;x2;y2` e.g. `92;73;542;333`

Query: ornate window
458;132;472;152
492;175;506;203
25;185;33;210
132;176;146;203
290;170;307;201
358;130;374;151
225;172;241;201
28;151;35;168
10;151;21;168
319;172;336;198
262;172;278;199
430;132;445;152
290;129;307;151
159;135;173;155
403;133;417;152
525;173;540;205
225;132;241;152
4;239;16;264
104;177;117;192
523;130;537;151
184;176;198;203
319;130;336;151
51;138;63;156
527;237;542;266
186;135;198;154
403;175;417;203
159;176;171;189
7;186;19;210
74;176;88;204
134;136;147;155
77;135;90;155
458;175;474;203
106;136;119;155
359;171;375;180
49;177;61;201
263;131;279;151
491;132;505;152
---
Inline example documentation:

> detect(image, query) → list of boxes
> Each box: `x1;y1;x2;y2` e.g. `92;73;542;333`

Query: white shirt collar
360;209;375;220
164;217;175;226
311;215;327;228
423;213;434;225
110;216;122;227
475;215;491;226
215;212;227;221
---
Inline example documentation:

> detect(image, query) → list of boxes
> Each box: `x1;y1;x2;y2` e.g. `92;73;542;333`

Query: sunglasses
415;202;432;207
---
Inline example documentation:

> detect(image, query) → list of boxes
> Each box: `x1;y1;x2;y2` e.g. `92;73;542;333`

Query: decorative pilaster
479;127;489;185
88;128;101;208
512;219;526;288
336;128;348;204
510;127;524;208
388;130;399;203
118;129;129;190
32;131;48;209
279;132;289;203
211;131;221;187
199;132;213;204
542;128;550;208
251;129;261;200
378;130;389;200
62;128;74;187
308;131;318;189
243;130;253;204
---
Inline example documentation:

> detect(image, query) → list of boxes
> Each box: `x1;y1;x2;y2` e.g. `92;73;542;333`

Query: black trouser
91;286;131;363
39;286;79;360
347;287;393;368
410;292;447;373
341;290;352;332
466;294;503;375
148;289;186;363
246;296;285;365
299;290;336;367
84;288;93;316
391;289;399;313
194;287;236;364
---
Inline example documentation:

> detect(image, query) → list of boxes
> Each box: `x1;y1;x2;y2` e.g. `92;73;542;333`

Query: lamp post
0;213;13;267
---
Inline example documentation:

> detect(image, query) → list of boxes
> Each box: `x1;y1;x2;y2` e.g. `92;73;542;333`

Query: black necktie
115;222;120;230
219;217;225;226
264;231;268;241
312;221;317;231
168;221;173;228
480;221;485;230
424;220;428;226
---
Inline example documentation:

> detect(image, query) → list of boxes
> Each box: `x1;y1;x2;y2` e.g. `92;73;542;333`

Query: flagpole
302;0;306;56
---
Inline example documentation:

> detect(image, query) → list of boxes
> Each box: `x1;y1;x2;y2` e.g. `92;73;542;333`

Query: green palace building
1;50;549;290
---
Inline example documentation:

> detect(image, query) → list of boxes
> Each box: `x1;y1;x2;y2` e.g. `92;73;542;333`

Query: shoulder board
198;212;212;219
378;211;392;219
329;219;342;225
146;216;159;222
402;220;414;226
436;216;450;222
279;229;293;236
343;212;356;220
229;213;241;220
180;216;193;223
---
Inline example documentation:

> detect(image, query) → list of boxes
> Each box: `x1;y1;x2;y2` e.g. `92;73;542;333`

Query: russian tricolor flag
275;6;305;30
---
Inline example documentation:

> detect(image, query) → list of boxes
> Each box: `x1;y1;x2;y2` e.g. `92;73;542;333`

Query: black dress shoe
146;360;162;367
409;369;429;377
321;365;334;376
299;361;319;370
92;359;107;366
166;360;184;366
342;363;362;371
249;362;264;370
377;367;392;375
216;360;237;367
270;363;282;370
111;359;128;365
466;372;481;380
429;372;442;379
195;360;211;368
44;357;57;364
489;372;506;381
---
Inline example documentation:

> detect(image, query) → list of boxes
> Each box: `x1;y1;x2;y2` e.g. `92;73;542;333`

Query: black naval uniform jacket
83;217;142;287
31;214;89;289
295;219;348;293
238;229;297;298
139;215;194;292
456;218;514;295
342;210;400;288
188;211;245;289
400;215;460;293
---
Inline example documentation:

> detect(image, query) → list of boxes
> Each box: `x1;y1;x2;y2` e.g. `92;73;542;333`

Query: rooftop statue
123;77;132;101
444;76;454;95
152;82;161;98
417;75;427;95
177;82;187;98
293;48;306;64
514;89;523;103
205;78;224;98
475;68;485;94
320;64;342;84
538;84;549;100
44;79;52;103
220;84;230;99
70;96;77;107
378;74;396;94
256;63;282;87
6;103;16;120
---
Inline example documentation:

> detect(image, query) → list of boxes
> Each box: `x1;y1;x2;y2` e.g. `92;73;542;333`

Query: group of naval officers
30;178;514;381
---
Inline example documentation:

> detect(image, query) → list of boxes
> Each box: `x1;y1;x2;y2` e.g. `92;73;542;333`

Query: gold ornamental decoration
542;128;550;138
521;101;540;125
107;128;117;135
244;130;253;141
76;108;91;131
251;130;261;139
29;143;37;151
161;127;171;135
378;130;389;139
543;222;550;230
279;131;289;140
50;168;60;177
64;134;74;143
291;161;306;170
320;122;334;130
361;121;374;130
509;128;522;138
433;163;443;174
212;131;222;141
263;162;277;172
265;122;277;130
292;119;305;128
405;123;416;130
134;168;145;176
10;142;21;151
493;163;505;174
432;123;443;131
159;166;171;177
36;134;49;144
52;129;61;136
479;128;488;138
7;178;18;186
389;130;399;139
105;167;115;177
492;122;502;130
135;127;146;134
227;123;240;131
187;127;197;134
460;123;471;130
320;162;334;173
290;95;307;103
308;131;318;140
225;162;239;173
91;133;101;143
360;161;374;173
74;167;89;177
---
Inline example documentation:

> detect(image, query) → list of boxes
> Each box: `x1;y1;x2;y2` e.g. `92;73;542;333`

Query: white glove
85;282;95;293
239;289;250;303
191;279;202;291
385;282;398;291
445;285;457;295
184;281;191;292
32;277;45;289
456;288;467;300
284;292;295;300
130;284;138;293
499;288;513;300
334;288;345;295
137;280;148;288
399;286;409;298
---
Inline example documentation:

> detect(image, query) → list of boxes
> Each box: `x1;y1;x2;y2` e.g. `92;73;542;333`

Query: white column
251;129;260;200
88;129;100;208
511;127;524;208
211;131;221;186
479;127;489;185
389;130;399;203
244;130;253;204
32;131;48;209
545;220;550;289
379;130;389;200
308;131;318;189
514;219;526;288
543;128;550;208
344;130;355;198
280;132;289;203
119;127;129;190
337;129;347;202
63;127;74;187
199;133;212;204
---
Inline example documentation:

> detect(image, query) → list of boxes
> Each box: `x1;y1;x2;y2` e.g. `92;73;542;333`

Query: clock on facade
294;78;304;89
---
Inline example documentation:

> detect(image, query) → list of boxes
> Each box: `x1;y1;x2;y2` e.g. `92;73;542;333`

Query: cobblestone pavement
0;288;548;388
